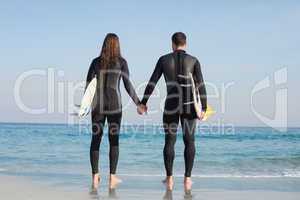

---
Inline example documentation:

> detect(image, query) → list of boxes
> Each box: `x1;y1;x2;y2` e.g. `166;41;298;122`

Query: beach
1;0;299;198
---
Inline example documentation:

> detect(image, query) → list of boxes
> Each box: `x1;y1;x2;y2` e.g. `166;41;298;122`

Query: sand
0;175;300;200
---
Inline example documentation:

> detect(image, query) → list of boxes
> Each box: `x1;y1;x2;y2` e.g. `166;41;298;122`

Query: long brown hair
99;33;121;70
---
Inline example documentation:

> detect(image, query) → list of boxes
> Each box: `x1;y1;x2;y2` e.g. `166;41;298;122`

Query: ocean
0;123;300;192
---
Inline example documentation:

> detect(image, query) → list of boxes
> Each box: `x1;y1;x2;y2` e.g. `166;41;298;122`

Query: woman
85;33;144;188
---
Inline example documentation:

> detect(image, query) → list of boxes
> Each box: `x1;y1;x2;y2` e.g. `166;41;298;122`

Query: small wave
0;168;6;172
118;173;300;178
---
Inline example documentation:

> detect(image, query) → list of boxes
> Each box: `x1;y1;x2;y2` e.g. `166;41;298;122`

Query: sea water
0;123;300;191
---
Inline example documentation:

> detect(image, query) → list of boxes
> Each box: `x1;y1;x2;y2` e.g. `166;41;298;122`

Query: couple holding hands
85;32;207;190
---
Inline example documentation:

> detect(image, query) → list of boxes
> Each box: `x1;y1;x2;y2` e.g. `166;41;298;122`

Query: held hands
137;104;148;115
137;105;206;119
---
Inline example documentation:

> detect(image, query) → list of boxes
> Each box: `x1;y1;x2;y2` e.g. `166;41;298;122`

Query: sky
0;0;299;127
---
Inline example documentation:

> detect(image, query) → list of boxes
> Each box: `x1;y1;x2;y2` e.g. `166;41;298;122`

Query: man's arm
141;58;163;105
193;59;207;112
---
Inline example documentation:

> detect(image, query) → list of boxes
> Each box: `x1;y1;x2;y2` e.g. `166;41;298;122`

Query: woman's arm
121;59;141;105
193;59;207;112
85;59;97;91
141;58;163;105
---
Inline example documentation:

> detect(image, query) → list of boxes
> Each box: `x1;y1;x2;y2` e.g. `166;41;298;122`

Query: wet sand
1;175;300;200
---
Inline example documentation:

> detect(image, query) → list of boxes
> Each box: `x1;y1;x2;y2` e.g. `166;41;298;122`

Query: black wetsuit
86;56;140;174
141;50;207;177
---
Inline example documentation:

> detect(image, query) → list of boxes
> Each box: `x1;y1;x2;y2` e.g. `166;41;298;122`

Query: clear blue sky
0;0;299;126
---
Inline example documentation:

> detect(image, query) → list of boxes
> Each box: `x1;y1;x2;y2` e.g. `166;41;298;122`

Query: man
138;32;207;190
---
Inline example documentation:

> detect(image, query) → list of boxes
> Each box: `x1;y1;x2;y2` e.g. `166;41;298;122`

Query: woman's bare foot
92;173;100;188
184;177;192;191
163;189;173;200
162;176;174;190
109;174;122;189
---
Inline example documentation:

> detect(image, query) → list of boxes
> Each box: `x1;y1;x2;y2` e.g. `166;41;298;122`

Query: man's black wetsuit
141;50;207;177
86;56;140;174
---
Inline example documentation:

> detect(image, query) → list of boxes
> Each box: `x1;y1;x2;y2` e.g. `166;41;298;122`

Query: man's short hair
172;32;186;46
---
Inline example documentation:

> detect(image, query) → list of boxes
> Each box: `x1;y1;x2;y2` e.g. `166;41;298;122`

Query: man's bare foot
89;186;98;196
92;173;100;188
184;177;192;191
109;174;122;189
162;176;174;190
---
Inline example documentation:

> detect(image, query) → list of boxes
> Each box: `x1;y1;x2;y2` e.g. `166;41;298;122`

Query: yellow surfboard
189;72;215;121
202;104;215;121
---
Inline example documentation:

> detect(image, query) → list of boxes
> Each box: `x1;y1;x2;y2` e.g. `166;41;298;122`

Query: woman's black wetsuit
86;56;140;174
141;50;207;177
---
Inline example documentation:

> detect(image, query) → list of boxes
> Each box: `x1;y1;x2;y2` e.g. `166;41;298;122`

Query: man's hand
137;104;148;115
197;111;205;120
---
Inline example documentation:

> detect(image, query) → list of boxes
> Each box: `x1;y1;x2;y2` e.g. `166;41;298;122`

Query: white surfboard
78;77;97;118
189;73;215;121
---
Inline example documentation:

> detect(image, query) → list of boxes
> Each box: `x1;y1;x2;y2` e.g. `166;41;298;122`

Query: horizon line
0;121;299;129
